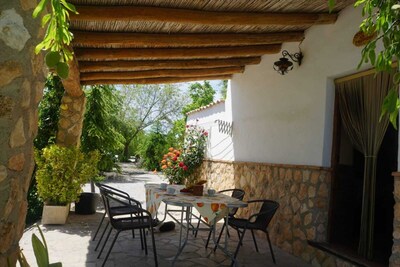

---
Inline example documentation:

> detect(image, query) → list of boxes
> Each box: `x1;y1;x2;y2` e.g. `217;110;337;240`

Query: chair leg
132;229;135;239
236;229;243;246
95;222;109;251
98;227;113;259
251;229;259;252
143;228;148;255
139;228;144;250
149;227;158;267
194;215;202;237
93;212;106;241
266;231;276;264
213;223;226;252
101;230;121;267
231;229;246;267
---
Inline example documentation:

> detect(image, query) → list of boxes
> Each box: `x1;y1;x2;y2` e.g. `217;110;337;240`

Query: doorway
329;74;398;265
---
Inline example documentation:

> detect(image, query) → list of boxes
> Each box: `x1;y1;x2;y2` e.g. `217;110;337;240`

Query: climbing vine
33;0;77;78
329;0;400;127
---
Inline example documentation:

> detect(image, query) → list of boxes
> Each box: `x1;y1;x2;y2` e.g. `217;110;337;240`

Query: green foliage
219;80;228;100
329;0;400;127
26;175;44;226
81;85;124;171
160;125;208;184
33;0;77;78
182;81;216;116
354;0;400;127
138;124;168;171
115;84;185;160
11;225;62;267
35;145;100;205
35;75;64;150
28;75;64;225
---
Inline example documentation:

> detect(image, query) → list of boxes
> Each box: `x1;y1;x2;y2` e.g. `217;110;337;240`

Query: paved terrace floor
20;163;311;267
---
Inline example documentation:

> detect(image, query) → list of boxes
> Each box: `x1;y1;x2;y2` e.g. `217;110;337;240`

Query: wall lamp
273;50;303;75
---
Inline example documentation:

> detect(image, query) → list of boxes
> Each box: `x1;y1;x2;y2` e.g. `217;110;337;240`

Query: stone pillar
56;92;86;147
0;0;45;265
390;172;400;267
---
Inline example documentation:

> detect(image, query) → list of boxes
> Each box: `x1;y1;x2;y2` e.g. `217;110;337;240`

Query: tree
138;123;168;171
35;75;64;150
220;80;228;100
182;81;216;116
81;85;124;173
115;84;185;161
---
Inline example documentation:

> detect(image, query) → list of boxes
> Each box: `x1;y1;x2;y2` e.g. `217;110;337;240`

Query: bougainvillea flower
173;156;178;161
179;162;184;167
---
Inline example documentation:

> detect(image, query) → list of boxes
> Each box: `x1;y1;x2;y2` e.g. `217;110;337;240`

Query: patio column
56;57;86;147
0;1;45;265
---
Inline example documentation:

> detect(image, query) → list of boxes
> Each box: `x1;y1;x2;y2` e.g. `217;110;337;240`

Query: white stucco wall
187;100;234;161
229;5;372;167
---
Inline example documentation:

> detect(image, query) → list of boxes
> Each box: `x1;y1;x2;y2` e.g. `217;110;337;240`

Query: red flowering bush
160;125;208;184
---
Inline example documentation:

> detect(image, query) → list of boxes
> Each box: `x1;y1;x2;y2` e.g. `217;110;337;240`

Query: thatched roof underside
68;0;354;85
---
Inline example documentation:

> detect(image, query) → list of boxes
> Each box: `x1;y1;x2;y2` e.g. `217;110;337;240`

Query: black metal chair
222;199;279;266
93;183;142;251
194;188;245;248
98;186;158;267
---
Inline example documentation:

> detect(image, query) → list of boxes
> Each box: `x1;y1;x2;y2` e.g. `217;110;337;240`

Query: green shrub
35;145;100;205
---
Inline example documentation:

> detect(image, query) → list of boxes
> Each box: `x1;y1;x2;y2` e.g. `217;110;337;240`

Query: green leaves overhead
33;0;77;79
45;51;60;68
55;62;69;79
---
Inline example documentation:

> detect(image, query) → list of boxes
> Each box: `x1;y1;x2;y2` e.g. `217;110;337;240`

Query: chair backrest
218;189;245;216
250;200;279;231
96;183;134;209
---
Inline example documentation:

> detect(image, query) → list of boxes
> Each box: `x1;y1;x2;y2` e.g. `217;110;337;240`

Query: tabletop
145;183;247;224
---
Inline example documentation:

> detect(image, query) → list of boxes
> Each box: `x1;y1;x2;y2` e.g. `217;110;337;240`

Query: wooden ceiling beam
81;75;232;85
75;45;281;61
72;6;338;26
80;67;244;81
78;57;261;72
72;31;304;48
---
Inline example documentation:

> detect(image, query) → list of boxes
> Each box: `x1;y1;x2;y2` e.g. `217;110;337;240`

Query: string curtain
336;71;393;259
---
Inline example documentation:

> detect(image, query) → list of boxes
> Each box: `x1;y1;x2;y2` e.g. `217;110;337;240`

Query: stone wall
390;172;400;267
0;0;45;264
199;159;358;266
56;92;86;147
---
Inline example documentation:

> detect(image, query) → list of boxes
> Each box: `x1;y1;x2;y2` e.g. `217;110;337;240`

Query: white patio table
144;183;248;266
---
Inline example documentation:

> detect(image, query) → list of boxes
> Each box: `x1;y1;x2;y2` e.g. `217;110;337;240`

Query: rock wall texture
390;172;400;267
0;0;45;264
56;92;86;147
198;159;359;266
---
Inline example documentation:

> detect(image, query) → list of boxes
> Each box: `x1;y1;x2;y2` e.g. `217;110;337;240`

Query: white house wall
230;5;371;167
187;101;234;161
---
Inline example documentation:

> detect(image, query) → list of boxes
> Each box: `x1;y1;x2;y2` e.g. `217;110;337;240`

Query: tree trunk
0;1;45;265
123;142;130;162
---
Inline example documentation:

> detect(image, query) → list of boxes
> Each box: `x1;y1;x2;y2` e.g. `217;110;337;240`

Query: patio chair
220;199;279;266
98;187;158;267
93;183;144;251
194;188;245;248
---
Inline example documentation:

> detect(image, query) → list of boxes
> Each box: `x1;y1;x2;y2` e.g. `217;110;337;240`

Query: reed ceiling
67;0;354;85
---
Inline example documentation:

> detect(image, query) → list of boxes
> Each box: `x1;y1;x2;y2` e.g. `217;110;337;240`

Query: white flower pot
41;204;70;224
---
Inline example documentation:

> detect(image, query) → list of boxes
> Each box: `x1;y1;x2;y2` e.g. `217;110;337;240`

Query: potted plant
35;144;100;224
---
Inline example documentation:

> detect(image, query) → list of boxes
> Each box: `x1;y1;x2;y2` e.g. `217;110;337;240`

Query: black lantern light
273;50;303;75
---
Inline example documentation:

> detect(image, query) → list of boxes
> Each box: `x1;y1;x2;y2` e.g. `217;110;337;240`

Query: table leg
171;206;190;266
